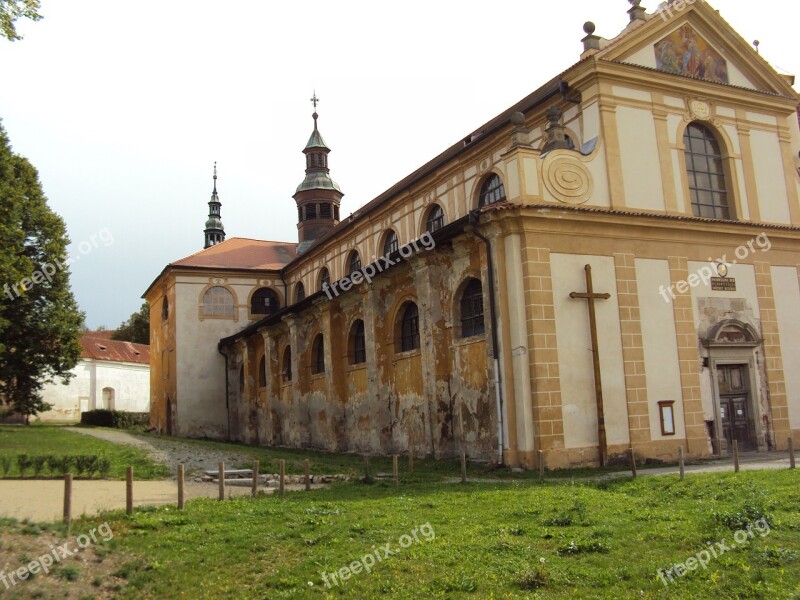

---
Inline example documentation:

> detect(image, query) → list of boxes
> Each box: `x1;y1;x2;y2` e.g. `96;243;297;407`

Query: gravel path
65;427;258;477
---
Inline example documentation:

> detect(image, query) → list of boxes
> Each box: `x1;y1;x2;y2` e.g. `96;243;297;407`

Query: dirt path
65;427;257;477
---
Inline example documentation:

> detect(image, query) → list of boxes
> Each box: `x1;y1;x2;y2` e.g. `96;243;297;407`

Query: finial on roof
628;0;647;22
311;91;319;129
582;22;600;55
213;161;218;193
753;40;760;54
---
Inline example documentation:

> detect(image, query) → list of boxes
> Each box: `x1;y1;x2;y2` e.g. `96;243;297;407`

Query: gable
598;2;796;97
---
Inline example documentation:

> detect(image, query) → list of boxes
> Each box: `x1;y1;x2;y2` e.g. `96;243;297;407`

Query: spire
293;93;343;252
204;162;225;249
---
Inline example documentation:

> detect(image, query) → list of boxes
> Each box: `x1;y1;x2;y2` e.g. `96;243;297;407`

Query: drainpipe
467;210;504;465
218;346;231;440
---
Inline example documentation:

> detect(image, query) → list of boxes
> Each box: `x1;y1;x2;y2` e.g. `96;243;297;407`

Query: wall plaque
711;277;736;291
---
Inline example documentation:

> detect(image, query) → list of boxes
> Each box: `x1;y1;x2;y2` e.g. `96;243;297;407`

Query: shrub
0;456;11;477
519;565;549;590
85;455;99;478
31;456;47;477
80;410;149;430
17;454;32;478
74;455;92;477
98;456;112;478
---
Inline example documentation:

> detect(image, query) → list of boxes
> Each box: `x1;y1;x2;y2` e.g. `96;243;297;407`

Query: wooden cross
569;264;611;467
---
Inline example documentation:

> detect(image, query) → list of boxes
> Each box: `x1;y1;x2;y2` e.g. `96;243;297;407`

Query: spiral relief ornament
542;156;592;205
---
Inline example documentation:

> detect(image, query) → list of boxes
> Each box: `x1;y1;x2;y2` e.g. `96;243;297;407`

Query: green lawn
0;425;169;479
27;469;796;599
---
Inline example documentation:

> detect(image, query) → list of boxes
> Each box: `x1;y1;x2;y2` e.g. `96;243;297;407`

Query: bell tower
204;162;225;249
293;93;343;254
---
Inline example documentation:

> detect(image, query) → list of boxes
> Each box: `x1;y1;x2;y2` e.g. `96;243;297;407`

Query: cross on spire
310;91;319;110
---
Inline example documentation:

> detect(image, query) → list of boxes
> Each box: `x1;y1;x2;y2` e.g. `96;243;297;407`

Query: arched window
250;287;280;316
239;365;245;391
459;278;485;338
425;204;445;233
398;302;420;353
295;281;305;303
684;123;730;220
202;286;234;317
382;230;399;256
320;204;332;219
319;268;330;291
282;347;292;382
161;297;169;320
347;250;361;275
101;387;115;410
259;355;266;388
312;334;325;374
478;174;506;207
349;319;366;365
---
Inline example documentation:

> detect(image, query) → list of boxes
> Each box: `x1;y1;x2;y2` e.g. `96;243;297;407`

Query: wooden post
789;437;796;470
304;459;310;491
538;450;545;482
279;459;285;497
218;462;225;500
177;464;185;509
629;448;637;478
678;446;685;480
251;460;259;497
392;455;399;487
125;467;133;515
733;440;740;473
63;473;72;527
363;454;371;483
569;265;611;467
460;451;467;483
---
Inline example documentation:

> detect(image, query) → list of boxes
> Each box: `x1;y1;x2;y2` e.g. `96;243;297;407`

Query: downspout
467;210;504;465
218;346;231;441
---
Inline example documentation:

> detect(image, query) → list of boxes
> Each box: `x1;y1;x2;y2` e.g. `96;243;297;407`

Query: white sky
1;0;797;329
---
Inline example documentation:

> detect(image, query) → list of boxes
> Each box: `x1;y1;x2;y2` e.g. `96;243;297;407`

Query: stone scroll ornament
542;155;593;205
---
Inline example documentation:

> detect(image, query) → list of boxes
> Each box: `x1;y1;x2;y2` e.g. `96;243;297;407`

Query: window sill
452;335;487;349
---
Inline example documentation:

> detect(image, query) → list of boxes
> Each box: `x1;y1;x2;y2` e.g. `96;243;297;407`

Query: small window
658;401;676;436
319;268;330;291
259;355;266;388
161;297;169;320
312;334;325;374
398;302;420;353
282;347;292;382
383;230;399;256
684;123;730;220
350;319;366;365
425;204;445;233
348;251;361;275
251;287;280;316
478;174;506;207
460;279;485;338
295;281;306;303
306;204;317;219
202;286;234;317
320;203;332;219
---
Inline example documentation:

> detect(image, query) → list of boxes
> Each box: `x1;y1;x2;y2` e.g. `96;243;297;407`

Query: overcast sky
1;0;797;329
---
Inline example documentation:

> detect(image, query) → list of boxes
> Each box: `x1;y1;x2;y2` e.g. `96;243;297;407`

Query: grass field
0;425;169;479
1;470;795;599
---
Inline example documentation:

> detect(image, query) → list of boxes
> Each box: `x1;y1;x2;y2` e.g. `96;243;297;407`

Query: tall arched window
312;334;325;374
282;346;292;382
398;302;420;353
425;204;445;233
202;286;234;317
349;319;366;365
239;365;245;391
161;297;169;320
459;278;485;338
478;174;506;207
250;287;280;316
295;281;305;303
382;230;399;256
319;267;330;291
348;251;361;275
684;123;730;220
259;355;266;388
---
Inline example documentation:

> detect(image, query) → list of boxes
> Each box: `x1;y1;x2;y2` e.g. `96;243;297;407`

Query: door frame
708;355;761;454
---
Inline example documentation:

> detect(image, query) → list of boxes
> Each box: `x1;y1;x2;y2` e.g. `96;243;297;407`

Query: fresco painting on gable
654;24;729;84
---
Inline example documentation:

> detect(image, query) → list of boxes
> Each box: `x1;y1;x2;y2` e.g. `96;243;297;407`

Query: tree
0;120;84;422
0;0;42;41
111;302;150;345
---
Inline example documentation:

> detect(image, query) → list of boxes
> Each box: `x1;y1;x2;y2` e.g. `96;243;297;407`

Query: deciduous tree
111;302;150;345
0;0;42;41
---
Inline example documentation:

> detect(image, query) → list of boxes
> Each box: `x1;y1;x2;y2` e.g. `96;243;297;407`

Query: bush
80;410;149;430
32;455;47;477
17;454;32;477
0;456;11;477
47;455;73;476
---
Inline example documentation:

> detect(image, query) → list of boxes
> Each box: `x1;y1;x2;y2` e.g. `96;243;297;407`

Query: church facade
144;1;800;468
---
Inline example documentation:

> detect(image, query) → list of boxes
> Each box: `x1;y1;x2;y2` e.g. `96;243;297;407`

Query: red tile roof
81;333;149;365
170;237;297;271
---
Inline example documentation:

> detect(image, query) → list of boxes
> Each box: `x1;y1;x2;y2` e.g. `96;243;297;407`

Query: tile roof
81;333;150;365
170;237;298;271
